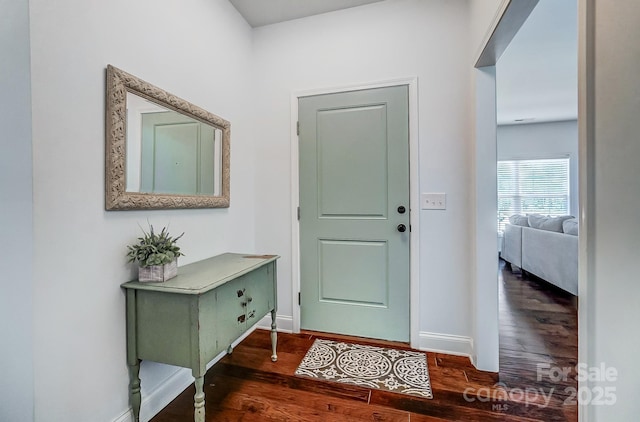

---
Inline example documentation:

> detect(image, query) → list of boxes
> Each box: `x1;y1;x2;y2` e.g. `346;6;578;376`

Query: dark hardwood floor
151;260;577;421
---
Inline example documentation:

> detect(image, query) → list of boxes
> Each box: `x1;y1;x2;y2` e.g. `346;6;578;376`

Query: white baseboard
112;315;293;422
112;366;193;422
256;314;293;333
418;331;474;359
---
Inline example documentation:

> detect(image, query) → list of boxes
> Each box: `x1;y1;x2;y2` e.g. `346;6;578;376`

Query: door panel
140;111;216;195
299;86;410;342
153;123;200;194
317;105;388;218
318;239;388;306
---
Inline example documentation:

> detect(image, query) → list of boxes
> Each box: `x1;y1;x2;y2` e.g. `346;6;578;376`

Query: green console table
121;253;279;422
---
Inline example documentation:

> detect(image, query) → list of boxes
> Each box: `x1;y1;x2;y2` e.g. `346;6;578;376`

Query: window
497;157;570;232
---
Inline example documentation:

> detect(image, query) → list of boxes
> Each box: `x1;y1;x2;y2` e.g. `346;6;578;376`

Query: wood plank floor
151;260;577;421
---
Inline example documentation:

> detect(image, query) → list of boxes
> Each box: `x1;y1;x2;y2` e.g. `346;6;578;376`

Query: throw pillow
527;214;547;229
508;214;529;227
563;218;579;235
528;214;574;232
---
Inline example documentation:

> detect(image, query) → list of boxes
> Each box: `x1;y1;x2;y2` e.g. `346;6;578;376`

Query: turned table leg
126;290;142;421
193;374;205;422
128;360;141;422
270;309;278;362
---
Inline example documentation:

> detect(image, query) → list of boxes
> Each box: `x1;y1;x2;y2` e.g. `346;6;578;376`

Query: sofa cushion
528;214;574;233
502;224;523;268
508;214;530;227
563;218;579;235
521;226;578;295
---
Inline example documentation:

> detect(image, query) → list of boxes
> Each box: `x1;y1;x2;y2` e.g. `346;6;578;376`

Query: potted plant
126;224;184;282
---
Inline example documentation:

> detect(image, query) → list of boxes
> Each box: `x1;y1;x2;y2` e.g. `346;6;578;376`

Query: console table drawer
136;291;193;367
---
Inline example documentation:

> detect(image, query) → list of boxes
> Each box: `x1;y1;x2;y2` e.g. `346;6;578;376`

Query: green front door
140;111;216;195
299;86;410;342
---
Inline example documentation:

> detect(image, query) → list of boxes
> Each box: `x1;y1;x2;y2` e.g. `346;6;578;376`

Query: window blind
497;158;570;232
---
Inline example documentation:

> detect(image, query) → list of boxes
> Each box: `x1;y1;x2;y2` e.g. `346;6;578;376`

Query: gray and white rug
294;338;433;399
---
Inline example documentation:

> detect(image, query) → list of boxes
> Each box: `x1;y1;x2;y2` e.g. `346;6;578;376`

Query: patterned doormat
294;338;433;399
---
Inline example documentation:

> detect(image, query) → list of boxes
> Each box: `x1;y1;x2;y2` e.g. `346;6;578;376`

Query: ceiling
228;0;577;125
228;0;385;28
496;0;578;125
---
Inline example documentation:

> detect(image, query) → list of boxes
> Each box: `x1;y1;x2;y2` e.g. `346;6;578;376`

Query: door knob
397;206;406;214
397;224;407;233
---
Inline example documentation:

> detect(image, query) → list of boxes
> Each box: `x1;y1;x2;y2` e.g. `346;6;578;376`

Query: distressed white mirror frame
105;65;230;210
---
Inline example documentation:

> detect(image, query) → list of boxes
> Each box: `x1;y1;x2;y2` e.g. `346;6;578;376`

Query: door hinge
298;292;301;306
410;224;412;232
296;121;300;136
297;206;300;220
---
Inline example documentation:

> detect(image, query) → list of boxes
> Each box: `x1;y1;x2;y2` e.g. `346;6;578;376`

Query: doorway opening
495;0;579;378
475;0;579;414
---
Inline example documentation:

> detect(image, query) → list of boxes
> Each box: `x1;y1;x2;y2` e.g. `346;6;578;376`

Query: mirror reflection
125;92;223;196
105;65;230;210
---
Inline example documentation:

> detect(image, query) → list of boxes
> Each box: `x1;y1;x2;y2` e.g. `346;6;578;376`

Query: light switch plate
421;193;446;210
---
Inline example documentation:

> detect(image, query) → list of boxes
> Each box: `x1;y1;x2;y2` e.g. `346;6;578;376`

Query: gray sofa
502;214;578;296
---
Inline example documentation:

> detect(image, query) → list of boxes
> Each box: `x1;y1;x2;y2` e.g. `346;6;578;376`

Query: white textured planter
138;259;177;282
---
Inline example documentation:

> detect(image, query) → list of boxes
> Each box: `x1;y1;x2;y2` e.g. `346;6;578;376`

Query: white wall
584;0;640;419
497;120;579;216
252;0;474;350
0;0;35;420
27;0;255;420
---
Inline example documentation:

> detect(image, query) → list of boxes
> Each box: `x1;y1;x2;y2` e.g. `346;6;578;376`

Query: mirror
105;65;230;210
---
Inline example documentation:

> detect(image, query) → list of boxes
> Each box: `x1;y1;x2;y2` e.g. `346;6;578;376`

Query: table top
121;253;279;295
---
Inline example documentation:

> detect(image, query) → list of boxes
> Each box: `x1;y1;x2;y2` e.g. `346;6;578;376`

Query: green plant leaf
125;223;185;267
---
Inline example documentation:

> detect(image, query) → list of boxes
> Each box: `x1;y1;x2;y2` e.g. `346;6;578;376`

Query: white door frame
472;0;540;372
290;77;421;348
